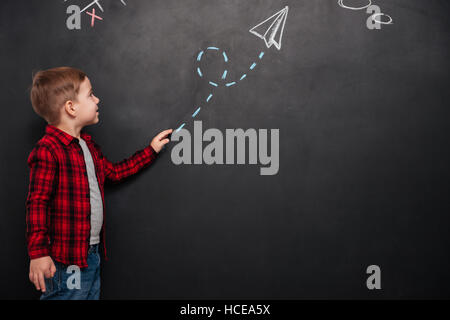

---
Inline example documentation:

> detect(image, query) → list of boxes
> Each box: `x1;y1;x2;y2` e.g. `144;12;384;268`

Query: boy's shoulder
28;125;100;161
32;125;73;152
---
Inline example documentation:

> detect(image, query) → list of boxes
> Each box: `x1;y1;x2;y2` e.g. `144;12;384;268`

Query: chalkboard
1;0;450;299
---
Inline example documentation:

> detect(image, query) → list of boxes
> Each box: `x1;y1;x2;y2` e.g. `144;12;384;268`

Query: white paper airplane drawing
249;6;289;50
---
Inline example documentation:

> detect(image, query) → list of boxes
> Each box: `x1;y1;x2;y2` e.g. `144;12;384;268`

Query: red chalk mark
86;8;103;27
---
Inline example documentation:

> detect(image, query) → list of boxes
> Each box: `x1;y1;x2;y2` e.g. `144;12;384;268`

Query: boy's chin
86;116;99;126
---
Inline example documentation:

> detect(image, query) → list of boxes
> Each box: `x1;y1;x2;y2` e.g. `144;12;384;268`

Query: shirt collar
45;124;92;146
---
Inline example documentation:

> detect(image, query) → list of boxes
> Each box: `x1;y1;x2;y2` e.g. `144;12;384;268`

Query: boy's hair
30;67;86;125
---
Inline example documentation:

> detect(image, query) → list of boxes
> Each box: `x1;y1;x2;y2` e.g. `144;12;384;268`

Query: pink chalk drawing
86;8;103;27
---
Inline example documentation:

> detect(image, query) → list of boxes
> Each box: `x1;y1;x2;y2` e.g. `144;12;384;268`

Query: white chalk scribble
338;0;372;10
370;12;393;25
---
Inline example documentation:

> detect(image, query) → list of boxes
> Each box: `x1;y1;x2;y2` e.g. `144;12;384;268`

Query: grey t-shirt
79;138;103;245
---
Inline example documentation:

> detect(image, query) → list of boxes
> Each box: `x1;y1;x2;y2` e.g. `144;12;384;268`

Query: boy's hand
150;129;173;153
29;256;56;293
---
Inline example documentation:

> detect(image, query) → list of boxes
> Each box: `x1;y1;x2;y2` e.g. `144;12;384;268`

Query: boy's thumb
50;263;56;275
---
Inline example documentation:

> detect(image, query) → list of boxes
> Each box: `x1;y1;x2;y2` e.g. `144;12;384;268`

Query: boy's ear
64;100;77;117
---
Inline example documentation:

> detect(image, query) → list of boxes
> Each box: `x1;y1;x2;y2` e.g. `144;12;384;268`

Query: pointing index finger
158;129;173;140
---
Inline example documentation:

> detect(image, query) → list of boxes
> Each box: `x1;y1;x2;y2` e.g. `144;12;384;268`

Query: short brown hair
30;67;86;124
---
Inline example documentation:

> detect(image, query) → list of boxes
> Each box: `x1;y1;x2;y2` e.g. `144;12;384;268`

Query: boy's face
74;77;100;126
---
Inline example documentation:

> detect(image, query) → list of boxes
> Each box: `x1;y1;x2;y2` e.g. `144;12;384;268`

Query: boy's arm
99;144;158;183
25;145;57;260
96;129;172;183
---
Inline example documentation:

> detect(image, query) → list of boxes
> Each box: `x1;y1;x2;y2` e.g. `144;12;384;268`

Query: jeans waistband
88;243;99;254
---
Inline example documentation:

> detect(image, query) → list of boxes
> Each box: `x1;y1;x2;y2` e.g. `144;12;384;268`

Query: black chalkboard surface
1;0;449;299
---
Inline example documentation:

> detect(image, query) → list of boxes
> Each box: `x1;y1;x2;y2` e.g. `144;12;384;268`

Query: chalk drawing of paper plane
249;6;289;50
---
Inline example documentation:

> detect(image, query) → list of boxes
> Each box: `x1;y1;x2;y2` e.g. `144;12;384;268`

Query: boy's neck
53;122;83;140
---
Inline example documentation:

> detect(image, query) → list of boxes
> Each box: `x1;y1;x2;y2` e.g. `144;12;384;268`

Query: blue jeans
40;244;101;300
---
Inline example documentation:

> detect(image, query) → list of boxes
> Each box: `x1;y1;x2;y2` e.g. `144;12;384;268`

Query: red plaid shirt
26;124;158;268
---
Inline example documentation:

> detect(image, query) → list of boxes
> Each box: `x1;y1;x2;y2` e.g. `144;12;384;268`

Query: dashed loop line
175;47;265;133
192;107;201;118
176;123;186;131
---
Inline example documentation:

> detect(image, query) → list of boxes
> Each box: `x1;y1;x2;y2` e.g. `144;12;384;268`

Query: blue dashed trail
175;47;265;133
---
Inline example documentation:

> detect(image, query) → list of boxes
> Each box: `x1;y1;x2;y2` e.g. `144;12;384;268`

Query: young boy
26;67;172;300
